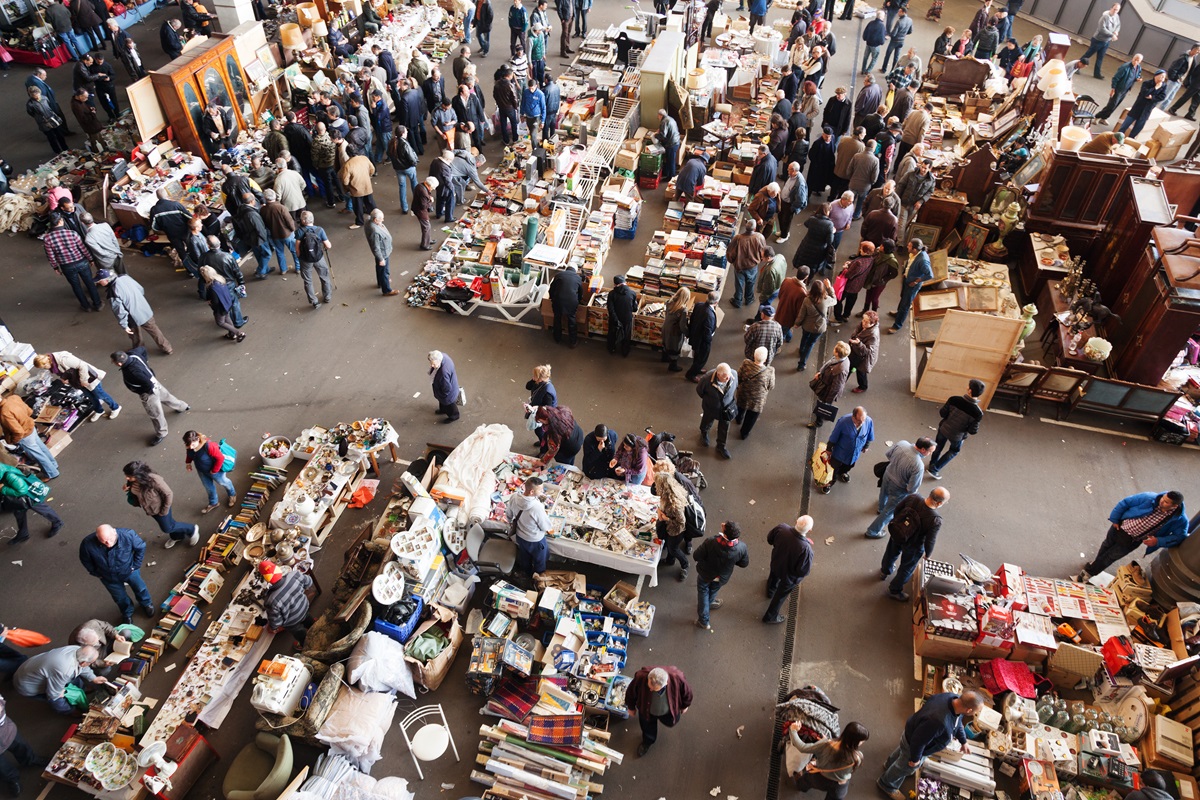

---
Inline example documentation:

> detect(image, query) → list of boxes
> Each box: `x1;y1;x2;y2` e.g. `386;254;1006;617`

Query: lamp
296;2;319;26
312;19;329;52
279;22;305;51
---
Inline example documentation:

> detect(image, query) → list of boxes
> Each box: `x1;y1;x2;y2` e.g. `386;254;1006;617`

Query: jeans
301;258;333;304
59;32;84;60
575;9;587;35
732;268;757;307
697;577;724;625
437;188;456;222
84;381;120;414
867;482;912;537
0;643;27;678
462;6;474;41
891;281;919;329
499;107;519;143
152;508;195;540
797;329;823;368
229;294;246;327
250;242;272;276
532;58;545;85
376;257;392;293
929;433;963;473
11;501;62;540
881;40;904;73
765;572;798;618
477;28;490;53
862;45;880;74
373;129;393;164
1085;525;1141;576
516;536;548;574
61;261;101;310
0;729;38;787
270;235;301;273
101;569;153;619
318;167;342;204
1081;37;1111;77
1161;80;1182;110
882;537;924;594
880;736;920;792
17;432;59;479
197;468;236;506
663;144;679;180
396;166;418;212
663;533;689;571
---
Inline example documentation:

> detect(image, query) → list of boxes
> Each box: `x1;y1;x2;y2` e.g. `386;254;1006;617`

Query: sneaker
694;620;713;631
187;526;200;546
349;223;362;229
106;406;121;419
927;469;941;480
201;503;219;514
819;484;831;494
88;411;103;423
226;495;237;508
678;568;689;582
164;538;177;549
887;590;910;602
865;530;886;539
877;782;905;800
763;614;785;624
776;235;789;243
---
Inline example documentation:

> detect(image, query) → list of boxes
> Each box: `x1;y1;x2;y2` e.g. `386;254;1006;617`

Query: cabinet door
197;64;241;135
225;53;253;129
179;79;206;146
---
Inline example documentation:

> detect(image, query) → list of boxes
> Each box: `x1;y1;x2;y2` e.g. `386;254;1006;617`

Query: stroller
645;426;707;490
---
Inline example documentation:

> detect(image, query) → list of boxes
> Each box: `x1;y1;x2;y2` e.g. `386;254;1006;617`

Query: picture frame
966;285;1001;312
244;59;268;86
940;229;962;258
958;221;990;260
908;223;941;251
1011;148;1047;189
255;44;276;72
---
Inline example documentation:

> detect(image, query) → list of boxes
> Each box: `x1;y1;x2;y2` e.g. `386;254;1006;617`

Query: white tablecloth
548;536;660;588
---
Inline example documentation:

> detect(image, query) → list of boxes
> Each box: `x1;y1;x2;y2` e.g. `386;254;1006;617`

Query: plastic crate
638;175;661;190
614;220;639;240
371;595;425;644
639;152;662;173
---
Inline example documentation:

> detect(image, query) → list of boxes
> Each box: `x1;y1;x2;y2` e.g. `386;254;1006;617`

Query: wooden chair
992;363;1046;415
1072;95;1099;129
1029;366;1091;419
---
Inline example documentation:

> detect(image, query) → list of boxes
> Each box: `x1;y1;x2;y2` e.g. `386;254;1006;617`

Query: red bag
2;627;51;647
832;269;848;301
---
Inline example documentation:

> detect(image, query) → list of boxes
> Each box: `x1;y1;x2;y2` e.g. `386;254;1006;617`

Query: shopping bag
810;443;834;488
218;438;237;471
832;269;848;300
1;627;51;647
457;388;467;407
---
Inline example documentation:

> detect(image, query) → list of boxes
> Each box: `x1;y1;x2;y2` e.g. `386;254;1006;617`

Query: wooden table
1042;281;1102;374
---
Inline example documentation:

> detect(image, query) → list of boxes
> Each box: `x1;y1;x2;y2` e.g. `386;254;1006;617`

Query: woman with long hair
662;287;691;373
795;276;836;371
123;460;198;548
199;266;246;342
612;432;651;485
790;721;870;799
524;363;557;448
535;404;584;466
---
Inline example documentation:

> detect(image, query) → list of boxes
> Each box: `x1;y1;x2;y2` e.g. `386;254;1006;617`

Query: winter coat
833;136;864;180
265;571;313;630
526;379;557;409
548;267;584;310
847;151;880;196
106;274;155;328
748;153;778;196
261;201;296;239
43;351;104;390
0;397;34;445
581;429;616;479
850;320;880;373
205;280;234;315
653;471;688;539
863;17;886;46
365;219;392;262
796;293;835;335
697;370;738;419
0;462;44;504
607;284;637;328
694;534;750;583
776;277;808;330
841;254;874;294
1110;493;1190;553
688;301;717;347
79;526;145;581
807;135;837;190
768;523;813;581
340;155;375;197
937;394;983;442
431;355;460;405
827;412;874;465
627;666;692;724
792;214;835;270
757;254;788;299
233;205;269;249
860;208;898;248
735;359;776;413
822;96;851;137
662;305;689;357
128;472;174;517
811;356;849;403
729;231;768;273
274;169;307;213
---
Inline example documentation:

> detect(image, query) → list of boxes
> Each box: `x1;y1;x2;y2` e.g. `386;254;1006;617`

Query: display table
1042;281;1101;374
8;43;70;67
156;724;218;800
548;535;661;590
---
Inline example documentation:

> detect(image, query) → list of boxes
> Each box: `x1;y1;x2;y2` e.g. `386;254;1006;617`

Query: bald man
764;515;815;623
78;525;152;624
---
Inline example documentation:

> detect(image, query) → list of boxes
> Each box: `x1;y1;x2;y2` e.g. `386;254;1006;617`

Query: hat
614;275;626;284
760;304;775;316
258;559;282;583
1114;132;1126;143
822;124;833;134
1155;69;1167;76
96;269;116;282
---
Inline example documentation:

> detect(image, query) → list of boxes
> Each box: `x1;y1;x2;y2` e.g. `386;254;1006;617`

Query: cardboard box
1091;665;1134;704
1153;119;1196;148
614;149;639;171
1145;714;1195;770
602;581;639;615
732;165;752;186
46;429;71;457
915;625;977;661
1172;771;1200;800
1009;641;1051;665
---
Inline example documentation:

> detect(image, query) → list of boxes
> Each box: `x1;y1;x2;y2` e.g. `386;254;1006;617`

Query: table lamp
279;22;305;63
312;19;329;52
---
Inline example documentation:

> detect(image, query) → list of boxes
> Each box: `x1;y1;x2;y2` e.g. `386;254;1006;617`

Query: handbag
832;269;848;301
457;387;467;407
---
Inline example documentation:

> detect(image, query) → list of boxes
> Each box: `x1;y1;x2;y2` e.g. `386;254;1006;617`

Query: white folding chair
398;704;459;779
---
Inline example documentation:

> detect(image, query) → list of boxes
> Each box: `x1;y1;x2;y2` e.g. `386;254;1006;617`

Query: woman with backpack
199;267;246;343
0;460;62;544
182;430;237;513
123;461;198;548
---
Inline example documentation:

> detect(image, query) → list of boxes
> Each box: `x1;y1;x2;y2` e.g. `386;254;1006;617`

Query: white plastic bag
347;632;417;698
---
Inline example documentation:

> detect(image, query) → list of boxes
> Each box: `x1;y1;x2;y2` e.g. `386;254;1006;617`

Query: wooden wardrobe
150;35;253;163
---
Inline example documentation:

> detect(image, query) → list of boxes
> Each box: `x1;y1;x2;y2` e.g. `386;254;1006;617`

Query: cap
761;304;775;316
96;269;116;282
614;275;626;284
1155;69;1167;76
1114;132;1126;143
822;124;833;134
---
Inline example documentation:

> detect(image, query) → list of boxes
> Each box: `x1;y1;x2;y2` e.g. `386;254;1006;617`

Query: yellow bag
810;443;834;488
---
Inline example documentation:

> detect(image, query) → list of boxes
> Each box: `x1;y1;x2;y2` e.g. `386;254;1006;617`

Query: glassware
1037;694;1056;723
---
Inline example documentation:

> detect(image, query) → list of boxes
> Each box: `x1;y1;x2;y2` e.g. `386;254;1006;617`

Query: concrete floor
0;2;1195;799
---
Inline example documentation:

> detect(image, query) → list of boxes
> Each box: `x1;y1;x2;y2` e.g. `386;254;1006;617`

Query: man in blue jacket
823;406;874;493
861;11;887;74
79;525;153;625
1096;53;1144;125
1078;491;1187;581
878;691;983;800
520;78;546;145
887;238;932;333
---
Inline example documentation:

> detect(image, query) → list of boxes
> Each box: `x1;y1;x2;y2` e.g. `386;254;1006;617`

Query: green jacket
0;462;42;500
530;33;545;60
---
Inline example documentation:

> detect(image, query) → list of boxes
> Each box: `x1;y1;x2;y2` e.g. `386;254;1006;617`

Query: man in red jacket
625;665;693;757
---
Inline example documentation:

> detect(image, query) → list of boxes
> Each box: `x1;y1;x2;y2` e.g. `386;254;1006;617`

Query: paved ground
0;2;1194;799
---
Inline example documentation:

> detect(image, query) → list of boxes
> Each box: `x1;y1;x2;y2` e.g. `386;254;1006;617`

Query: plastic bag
347;632;417;698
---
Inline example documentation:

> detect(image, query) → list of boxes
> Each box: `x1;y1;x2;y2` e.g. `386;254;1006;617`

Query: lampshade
296;3;319;26
279;22;304;50
312;19;328;36
1036;58;1066;80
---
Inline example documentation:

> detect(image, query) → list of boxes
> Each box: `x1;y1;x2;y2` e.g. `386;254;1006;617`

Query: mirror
226;55;253;125
181;82;204;147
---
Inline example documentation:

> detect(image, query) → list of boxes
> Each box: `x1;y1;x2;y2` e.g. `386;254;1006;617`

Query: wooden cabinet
150;35;253;163
1089;176;1174;305
1110;226;1200;386
915;192;967;244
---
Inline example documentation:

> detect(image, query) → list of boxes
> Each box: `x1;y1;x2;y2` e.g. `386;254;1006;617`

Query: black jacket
607;284;637;325
768;523;813;581
202;248;245;286
937;394;982;442
476;0;494;31
549;267;584;310
233;205;269;249
118;347;155;395
697;370;737;418
283;121;313;164
688;300;717;344
149;199;191;241
160;21;183;57
890;493;942;556
581;429;617;479
694;535;750;583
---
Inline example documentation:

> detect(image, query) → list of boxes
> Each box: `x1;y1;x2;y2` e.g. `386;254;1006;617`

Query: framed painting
908;223;940;251
958;221;990;260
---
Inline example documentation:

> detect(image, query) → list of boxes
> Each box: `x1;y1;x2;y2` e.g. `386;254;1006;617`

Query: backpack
888;499;921;541
218;438;237;472
298;227;323;263
676;474;706;538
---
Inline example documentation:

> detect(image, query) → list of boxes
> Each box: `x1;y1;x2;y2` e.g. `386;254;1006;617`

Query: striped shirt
43;226;91;270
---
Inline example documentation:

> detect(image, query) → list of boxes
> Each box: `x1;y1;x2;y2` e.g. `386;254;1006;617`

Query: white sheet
433;423;514;524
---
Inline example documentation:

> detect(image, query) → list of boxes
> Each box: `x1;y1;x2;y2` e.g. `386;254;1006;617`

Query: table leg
636;574;646;594
369;451;380;475
34;780;54;800
388;442;398;463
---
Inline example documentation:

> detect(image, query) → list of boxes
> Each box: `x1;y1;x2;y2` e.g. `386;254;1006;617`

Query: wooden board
915;310;1025;410
126;76;167;141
